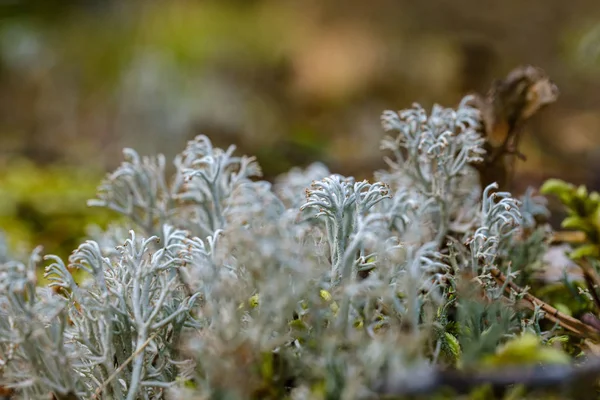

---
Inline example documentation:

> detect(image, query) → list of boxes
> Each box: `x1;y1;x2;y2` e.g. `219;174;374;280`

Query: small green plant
541;179;600;259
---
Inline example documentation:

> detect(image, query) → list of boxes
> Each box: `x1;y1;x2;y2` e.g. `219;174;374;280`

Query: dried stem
490;267;600;338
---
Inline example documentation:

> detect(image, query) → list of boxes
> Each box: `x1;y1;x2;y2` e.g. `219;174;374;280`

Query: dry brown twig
550;231;588;245
490;267;600;339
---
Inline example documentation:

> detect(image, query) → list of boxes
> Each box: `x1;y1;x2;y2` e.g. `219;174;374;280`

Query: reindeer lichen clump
2;67;599;399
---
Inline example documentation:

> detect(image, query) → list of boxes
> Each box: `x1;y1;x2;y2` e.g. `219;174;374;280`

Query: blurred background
1;0;600;259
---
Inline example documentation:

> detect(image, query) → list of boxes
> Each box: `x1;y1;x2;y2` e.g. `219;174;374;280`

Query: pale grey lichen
0;97;545;399
379;95;486;245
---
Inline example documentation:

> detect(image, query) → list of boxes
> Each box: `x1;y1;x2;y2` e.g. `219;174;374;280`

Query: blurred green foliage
0;159;112;265
541;179;600;259
481;333;571;367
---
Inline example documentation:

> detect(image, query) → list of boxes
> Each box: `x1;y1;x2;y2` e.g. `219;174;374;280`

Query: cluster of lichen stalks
2;66;600;400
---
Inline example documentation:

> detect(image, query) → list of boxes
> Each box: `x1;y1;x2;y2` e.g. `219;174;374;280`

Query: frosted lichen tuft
0;97;564;399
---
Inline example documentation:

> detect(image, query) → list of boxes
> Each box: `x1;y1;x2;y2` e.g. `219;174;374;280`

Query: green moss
0;159;113;265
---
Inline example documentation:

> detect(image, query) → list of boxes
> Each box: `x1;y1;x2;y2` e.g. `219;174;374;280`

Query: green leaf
444;332;462;358
288;319;309;331
260;352;274;380
319;289;332;302
561;216;590;230
547;335;569;346
482;333;570;366
576;185;589;199
540;179;574;202
570;244;600;259
249;294;260;308
584;195;600;215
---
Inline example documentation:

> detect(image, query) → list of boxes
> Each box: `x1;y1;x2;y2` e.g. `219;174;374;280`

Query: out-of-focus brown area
0;0;599;255
473;65;560;192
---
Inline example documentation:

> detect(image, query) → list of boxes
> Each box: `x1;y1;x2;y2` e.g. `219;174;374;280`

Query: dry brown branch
550;231;588;245
490;267;600;339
